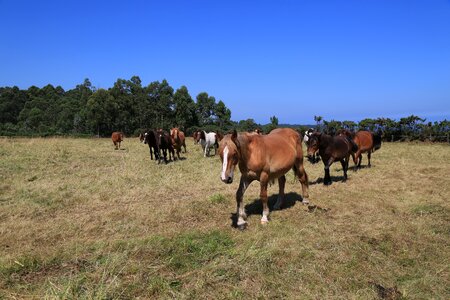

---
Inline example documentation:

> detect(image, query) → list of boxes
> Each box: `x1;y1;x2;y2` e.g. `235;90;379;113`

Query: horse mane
200;131;206;140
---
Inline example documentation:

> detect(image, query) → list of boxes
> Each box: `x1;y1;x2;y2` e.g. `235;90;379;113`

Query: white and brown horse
197;130;219;157
219;128;310;229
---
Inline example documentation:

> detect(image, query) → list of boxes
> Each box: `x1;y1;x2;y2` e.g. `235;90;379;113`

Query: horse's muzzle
307;154;318;164
221;177;233;184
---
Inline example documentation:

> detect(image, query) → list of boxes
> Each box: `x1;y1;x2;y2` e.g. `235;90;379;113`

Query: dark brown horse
111;132;124;150
306;132;357;185
219;128;310;229
157;129;175;164
170;128;187;159
143;130;160;161
338;130;382;169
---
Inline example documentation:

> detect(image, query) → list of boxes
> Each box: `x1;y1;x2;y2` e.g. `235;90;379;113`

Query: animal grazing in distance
306;132;358;185
111;132;124;150
337;129;382;169
219;128;310;229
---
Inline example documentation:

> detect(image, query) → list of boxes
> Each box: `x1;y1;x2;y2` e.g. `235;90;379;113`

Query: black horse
306;132;358;185
143;130;161;162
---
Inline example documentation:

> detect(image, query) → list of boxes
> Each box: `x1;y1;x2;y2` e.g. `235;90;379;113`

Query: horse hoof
261;220;269;225
324;181;332;186
302;198;310;205
237;223;247;231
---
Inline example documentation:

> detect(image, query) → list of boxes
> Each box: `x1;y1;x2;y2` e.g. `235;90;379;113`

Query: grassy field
0;136;449;299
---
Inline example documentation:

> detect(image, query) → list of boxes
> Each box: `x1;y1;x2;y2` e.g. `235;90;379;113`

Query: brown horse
193;131;199;144
219;128;310;229
157;129;175;164
170;128;187;159
111;132;124;150
338;130;382;169
306;132;357;185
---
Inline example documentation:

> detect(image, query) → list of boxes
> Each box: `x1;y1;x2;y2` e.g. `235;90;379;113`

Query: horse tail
372;132;382;152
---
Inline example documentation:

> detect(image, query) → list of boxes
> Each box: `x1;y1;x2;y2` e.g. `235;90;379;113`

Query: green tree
86;89;115;136
196;92;216;126
214;100;231;128
173;86;197;129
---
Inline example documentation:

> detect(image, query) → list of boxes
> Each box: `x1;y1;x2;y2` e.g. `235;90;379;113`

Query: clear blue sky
1;0;449;124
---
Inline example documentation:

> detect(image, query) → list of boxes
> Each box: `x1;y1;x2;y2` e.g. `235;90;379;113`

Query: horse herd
111;127;382;229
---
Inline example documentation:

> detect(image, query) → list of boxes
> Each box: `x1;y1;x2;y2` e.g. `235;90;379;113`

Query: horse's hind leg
273;175;286;210
367;151;372;167
294;163;310;204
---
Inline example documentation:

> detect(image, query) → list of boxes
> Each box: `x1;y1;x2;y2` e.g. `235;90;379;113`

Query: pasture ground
0;136;449;299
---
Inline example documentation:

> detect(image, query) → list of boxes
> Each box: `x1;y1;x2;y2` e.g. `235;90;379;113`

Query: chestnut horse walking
306;132;358;185
111;132;124;150
170;128;187;160
338;130;382;169
219;128;310;229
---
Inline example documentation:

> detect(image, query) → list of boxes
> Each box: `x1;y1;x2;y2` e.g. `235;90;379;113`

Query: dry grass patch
0;137;449;299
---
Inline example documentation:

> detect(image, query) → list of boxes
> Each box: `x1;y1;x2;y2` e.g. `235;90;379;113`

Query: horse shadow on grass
229;192;303;228
309;175;346;185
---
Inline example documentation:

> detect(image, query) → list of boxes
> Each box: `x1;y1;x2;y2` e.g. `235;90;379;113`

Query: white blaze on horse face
221;146;229;181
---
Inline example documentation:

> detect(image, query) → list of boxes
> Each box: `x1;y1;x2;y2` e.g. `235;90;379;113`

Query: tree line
0;76;234;137
0;76;448;141
312;115;450;142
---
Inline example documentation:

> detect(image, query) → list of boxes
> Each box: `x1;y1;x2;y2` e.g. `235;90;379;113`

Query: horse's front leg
203;142;208;157
236;177;250;230
273;175;286;210
341;158;348;182
324;157;334;185
260;173;270;224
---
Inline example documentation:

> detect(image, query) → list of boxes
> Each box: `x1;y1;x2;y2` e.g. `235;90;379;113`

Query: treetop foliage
0;77;448;141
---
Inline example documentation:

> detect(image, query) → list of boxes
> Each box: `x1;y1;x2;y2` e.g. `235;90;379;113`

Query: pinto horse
219;128;310;229
170;128;187;160
198;131;219;157
338;130;382;169
111;132;124;150
143;130;160;161
306;132;358;185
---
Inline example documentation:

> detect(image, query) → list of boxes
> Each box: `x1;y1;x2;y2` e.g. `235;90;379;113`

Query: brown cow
112;132;124;150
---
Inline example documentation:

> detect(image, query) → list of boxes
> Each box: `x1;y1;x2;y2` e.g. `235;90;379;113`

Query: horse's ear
231;130;240;148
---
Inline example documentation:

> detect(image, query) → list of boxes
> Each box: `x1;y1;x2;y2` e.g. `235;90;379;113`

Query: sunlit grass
0;137;449;298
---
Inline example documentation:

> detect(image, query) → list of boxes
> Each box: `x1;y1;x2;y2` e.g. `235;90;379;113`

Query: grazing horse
219;128;310;229
111;132;124;150
157;129;175;163
198;131;219;157
170;127;187;160
306;132;358;185
143;130;160;162
338;130;382;169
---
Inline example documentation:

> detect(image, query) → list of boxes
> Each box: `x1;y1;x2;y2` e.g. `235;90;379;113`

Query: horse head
306;132;321;163
218;130;240;184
